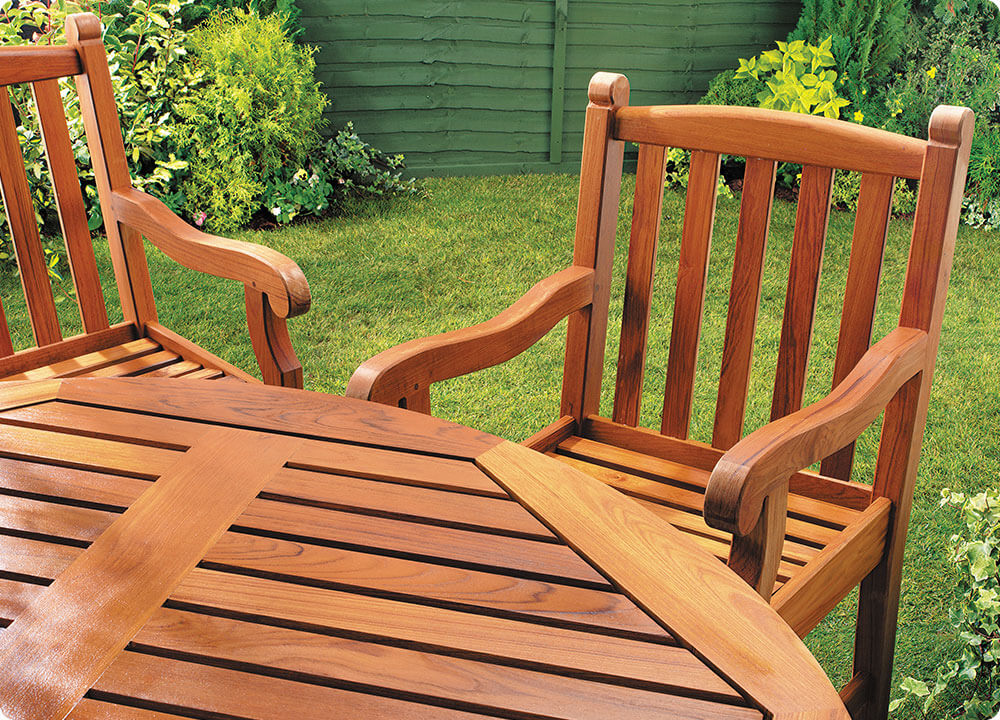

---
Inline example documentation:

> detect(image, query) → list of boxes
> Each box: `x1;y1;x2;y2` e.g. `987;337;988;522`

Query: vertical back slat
32;78;109;333
0;296;14;357
0;86;62;347
820;172;894;480
612;143;667;426
660;150;720;438
712;156;776;449
771;164;834;421
68;14;157;327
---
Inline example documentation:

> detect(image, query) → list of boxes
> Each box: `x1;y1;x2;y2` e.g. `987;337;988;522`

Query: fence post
549;0;568;164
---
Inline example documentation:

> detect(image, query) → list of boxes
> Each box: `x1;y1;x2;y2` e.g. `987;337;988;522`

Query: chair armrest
111;188;310;319
346;266;595;407
705;326;929;536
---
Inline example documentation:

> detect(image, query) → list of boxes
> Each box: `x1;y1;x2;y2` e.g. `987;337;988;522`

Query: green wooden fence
299;1;800;175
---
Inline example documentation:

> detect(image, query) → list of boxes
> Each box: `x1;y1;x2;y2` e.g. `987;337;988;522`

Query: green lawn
4;173;995;715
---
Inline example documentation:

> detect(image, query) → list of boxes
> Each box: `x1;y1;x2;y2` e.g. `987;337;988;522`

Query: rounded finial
65;13;102;44
588;72;630;108
928;105;975;148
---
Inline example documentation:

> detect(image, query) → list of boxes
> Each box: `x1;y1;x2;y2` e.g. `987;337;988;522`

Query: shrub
173;9;326;231
788;0;908;107
734;37;850;118
890;488;1000;719
263;123;418;225
698;68;764;108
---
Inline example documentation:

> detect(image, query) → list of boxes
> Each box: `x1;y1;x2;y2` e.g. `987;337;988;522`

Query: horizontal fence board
305;0;798;173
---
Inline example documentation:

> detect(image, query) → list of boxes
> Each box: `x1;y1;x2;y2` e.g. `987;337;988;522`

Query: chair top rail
614;105;927;179
0;47;81;87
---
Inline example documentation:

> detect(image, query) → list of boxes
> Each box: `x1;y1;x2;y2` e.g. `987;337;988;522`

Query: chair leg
850;555;904;720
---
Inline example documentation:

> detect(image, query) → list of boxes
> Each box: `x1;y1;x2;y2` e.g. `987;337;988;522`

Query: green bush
891;488;1000;719
698;68;764;108
173;9;326;231
788;0;908;108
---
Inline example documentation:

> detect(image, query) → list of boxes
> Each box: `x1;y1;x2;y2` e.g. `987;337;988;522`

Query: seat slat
141;359;202;378
661;150;720;438
0;86;62;348
552;441;843;549
612;143;667;426
84;349;180;378
772;164;835;421
713;156;777;449
32;78;109;333
821;172;894;480
559;434;861;528
2;337;160;381
584;416;875;510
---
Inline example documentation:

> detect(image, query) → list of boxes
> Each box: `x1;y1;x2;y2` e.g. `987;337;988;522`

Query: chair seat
547;433;867;595
1;331;234;382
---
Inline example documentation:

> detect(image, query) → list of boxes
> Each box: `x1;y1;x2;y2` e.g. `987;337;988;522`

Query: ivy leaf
900;677;930;697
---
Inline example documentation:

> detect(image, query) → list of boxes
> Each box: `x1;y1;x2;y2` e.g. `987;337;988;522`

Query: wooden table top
0;378;848;720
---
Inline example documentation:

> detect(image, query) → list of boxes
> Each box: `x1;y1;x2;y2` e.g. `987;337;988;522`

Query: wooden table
0;378;848;720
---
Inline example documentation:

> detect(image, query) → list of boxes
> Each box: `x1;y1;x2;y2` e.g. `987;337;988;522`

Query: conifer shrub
173;9;326;231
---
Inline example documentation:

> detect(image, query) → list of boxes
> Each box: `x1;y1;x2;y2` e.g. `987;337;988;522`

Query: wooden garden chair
0;13;308;386
347;72;974;719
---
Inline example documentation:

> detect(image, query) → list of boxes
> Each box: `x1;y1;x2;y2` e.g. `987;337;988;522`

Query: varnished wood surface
0;378;846;720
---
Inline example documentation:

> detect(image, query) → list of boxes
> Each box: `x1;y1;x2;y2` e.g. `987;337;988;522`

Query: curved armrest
111;188;310;319
346;266;595;406
705;327;928;536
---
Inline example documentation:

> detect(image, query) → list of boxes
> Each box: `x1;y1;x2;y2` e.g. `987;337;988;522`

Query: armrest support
346;266;595;408
705;326;929;537
111;188;310;319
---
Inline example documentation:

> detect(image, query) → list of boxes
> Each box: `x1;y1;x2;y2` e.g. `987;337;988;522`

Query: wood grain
0;46;81;85
661;149;721;438
614;105;926;179
560;72;628;423
0;85;62;347
612;143;668;426
55;376;502;459
348;266;594;408
771;164;834;421
32;78;109;333
712;156;776;450
477;441;848;719
821;172;894;481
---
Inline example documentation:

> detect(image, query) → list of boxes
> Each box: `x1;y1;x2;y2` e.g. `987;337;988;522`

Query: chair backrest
562;72;973;488
0;14;155;361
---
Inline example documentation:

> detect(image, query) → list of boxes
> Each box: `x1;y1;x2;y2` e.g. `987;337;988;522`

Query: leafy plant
661;147;733;199
735;37;850;118
829;170;916;215
323;122;417;200
173;8;326;230
264;168;334;224
698;68;765;108
788;0;909;107
890;488;1000;719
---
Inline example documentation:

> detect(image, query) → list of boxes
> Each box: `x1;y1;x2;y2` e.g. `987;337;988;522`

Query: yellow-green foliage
175;8;327;231
735;37;850;118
